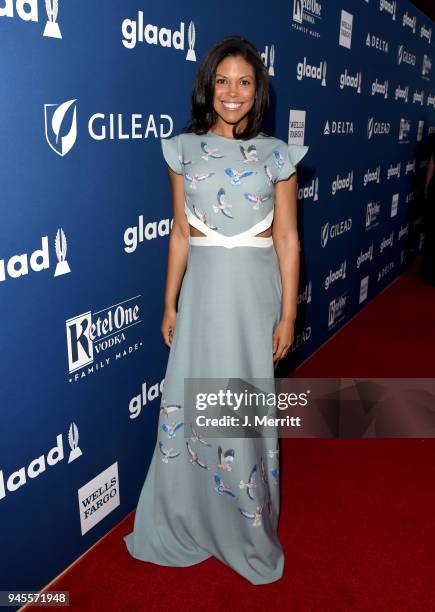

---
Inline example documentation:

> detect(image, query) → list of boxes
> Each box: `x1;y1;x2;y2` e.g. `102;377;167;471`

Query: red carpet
26;257;435;611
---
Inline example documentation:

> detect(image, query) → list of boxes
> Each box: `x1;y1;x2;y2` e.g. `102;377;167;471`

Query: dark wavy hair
182;36;270;141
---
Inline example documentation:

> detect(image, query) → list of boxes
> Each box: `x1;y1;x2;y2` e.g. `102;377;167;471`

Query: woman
124;35;309;585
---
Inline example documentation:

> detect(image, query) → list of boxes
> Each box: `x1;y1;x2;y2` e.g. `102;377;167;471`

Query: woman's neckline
206;129;244;142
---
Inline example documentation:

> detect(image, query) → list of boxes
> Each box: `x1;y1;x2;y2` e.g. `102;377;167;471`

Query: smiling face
211;55;257;134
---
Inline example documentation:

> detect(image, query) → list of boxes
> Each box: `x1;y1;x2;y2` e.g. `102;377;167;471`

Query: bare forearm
273;235;300;322
164;229;189;310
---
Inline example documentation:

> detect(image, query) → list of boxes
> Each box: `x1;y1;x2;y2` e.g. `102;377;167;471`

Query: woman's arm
161;167;190;346
271;173;300;361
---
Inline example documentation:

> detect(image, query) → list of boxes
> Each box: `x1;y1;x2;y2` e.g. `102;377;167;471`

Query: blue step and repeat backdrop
1;0;434;595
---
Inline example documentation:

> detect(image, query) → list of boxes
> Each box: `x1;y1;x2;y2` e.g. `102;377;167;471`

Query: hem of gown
123;533;212;568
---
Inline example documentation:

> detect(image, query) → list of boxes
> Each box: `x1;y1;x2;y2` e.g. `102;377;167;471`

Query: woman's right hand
161;307;177;347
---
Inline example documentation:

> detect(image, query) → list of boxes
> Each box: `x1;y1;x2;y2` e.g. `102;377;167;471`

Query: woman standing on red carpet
124;35;308;584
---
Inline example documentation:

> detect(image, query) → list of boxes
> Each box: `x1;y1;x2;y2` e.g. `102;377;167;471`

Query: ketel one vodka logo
0;0;62;38
0;228;70;283
65;296;142;380
0;423;82;501
45;99;77;156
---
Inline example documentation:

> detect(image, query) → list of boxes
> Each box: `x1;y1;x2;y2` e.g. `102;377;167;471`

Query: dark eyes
216;78;251;86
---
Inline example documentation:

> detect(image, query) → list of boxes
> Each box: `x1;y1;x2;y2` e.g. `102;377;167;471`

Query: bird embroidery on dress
212;188;234;218
214;474;237;498
192;204;219;230
186;441;208;469
158;441;180;463
224;167;257;186
160;399;182;418
217;446;235;472
185;171;216;189
179;154;191;167
200;141;225;160
273;149;285;171
238;501;265;527
243;192;272;210
264;164;278;185
190;423;212;447
161;421;184;439
240;144;258;163
239;463;257;500
271;467;279;485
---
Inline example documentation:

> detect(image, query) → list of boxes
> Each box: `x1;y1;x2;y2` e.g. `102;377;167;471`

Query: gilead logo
0;423;82;501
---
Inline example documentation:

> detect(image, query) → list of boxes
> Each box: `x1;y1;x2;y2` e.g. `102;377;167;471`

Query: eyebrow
215;73;254;79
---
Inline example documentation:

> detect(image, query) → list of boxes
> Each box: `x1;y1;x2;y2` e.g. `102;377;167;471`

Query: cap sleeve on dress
276;143;309;181
161;134;183;174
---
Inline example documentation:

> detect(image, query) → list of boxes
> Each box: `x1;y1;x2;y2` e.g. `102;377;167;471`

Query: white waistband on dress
185;203;274;249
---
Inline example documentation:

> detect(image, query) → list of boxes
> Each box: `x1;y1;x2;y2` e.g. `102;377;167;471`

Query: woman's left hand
272;318;295;364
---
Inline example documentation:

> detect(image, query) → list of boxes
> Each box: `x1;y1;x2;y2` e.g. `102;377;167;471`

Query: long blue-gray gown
124;129;309;584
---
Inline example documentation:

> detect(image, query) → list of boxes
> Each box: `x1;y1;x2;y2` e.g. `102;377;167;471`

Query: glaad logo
402;12;416;34
260;44;275;76
412;89;424;106
0;228;71;282
45;99;77;156
340;69;361;93
121;14;196;61
379;0;396;21
363;166;381;186
65;296;143;382
0;0;62;38
129;379;165;419
371;78;388;98
324;260;347;290
395;85;409;103
298;177;319;202
298;281;312;305
367;117;390;139
124;214;173;253
387;162;401;179
331;172;353;195
356;245;374;268
397;45;416;66
321;218;352;248
420;24;432;45
379;231;394;253
297;57;327;85
0;423;82;501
